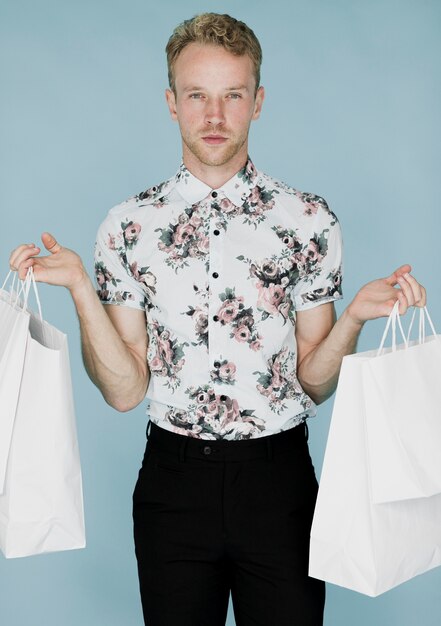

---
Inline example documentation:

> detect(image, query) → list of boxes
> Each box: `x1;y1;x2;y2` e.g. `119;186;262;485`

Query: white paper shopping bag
0;270;86;558
309;304;441;596
363;305;441;503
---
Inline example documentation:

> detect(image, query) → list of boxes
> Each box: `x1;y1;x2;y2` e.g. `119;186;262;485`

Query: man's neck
182;148;248;189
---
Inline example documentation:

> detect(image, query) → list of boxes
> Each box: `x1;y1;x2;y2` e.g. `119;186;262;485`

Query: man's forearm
70;277;149;412
297;308;364;405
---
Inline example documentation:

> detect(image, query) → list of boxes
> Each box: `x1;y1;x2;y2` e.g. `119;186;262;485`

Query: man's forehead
174;44;255;85
176;43;252;68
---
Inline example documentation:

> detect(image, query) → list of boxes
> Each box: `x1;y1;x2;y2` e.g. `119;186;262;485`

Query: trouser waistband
146;420;309;463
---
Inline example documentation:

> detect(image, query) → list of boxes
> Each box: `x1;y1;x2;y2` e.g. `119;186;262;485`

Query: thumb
41;232;62;254
384;264;412;286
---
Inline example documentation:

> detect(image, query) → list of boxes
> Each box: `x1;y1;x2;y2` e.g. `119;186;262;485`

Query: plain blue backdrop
1;1;440;624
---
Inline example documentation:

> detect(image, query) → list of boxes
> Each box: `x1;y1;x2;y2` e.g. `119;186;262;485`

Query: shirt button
212;272;219;278
203;445;212;455
211;191;218;198
220;395;227;402
213;315;219;322
213;229;220;236
214;360;221;368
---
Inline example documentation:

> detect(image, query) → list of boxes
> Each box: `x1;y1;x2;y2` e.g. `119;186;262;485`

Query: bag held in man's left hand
309;303;441;596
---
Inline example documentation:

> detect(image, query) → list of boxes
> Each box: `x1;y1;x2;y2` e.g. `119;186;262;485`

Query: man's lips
202;135;228;145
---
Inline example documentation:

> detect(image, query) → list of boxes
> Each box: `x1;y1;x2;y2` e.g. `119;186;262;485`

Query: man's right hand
10;232;149;411
9;232;89;295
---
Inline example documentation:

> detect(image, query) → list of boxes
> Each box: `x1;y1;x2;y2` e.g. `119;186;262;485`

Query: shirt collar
174;157;259;207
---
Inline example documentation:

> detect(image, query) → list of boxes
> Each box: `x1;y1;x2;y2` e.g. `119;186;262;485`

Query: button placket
208;192;224;378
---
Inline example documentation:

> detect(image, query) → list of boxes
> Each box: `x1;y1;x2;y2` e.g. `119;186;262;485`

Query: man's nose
205;98;225;126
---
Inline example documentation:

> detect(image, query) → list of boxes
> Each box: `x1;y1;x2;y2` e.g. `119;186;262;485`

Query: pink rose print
123;221;141;249
256;282;285;315
196;235;209;254
184;284;210;348
295;192;337;225
211;359;237;385
136;179;169;203
217;297;242;324
254;347;312;414
215;287;263;350
156;205;209;271
147;319;188;391
277;299;292;320
272;225;303;253
237;254;295;324
240;184;277;227
173;223;195;245
220;361;236;380
150;356;163;373
208;161;277;228
305;239;323;264
233;325;250;342
164;407;203;437
94;260;136;305
190;213;203;227
130;262;157;299
95;262;113;287
184;385;265;440
219;198;235;213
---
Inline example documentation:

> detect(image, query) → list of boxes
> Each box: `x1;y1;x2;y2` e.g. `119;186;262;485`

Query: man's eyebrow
182;85;249;92
225;85;249;91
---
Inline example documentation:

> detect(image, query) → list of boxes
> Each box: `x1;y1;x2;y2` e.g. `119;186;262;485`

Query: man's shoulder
257;170;338;224
106;174;176;219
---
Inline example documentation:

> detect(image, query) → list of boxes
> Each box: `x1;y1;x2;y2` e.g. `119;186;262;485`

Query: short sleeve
94;209;146;310
292;204;343;311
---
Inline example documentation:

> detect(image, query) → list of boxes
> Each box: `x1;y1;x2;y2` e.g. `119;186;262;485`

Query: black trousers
133;420;325;626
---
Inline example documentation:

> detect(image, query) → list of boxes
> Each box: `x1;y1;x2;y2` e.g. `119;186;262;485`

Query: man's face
166;43;264;172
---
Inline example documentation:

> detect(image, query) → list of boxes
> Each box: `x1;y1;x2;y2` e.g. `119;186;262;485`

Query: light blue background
1;0;440;624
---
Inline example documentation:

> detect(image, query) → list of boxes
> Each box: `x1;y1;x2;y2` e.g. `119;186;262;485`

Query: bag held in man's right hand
0;270;85;558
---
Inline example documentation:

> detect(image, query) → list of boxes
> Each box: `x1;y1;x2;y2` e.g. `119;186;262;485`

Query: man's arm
296;304;362;405
296;265;426;405
72;279;149;412
10;233;150;412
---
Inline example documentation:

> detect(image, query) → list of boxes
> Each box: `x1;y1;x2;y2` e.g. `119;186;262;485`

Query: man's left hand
346;264;426;327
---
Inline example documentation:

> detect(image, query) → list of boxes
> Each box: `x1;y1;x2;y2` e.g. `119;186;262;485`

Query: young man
10;13;425;626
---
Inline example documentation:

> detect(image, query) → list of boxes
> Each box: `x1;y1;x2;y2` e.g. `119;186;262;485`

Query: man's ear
165;88;178;121
252;86;265;121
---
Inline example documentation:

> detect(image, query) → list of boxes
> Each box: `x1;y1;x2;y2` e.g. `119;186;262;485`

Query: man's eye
189;93;203;99
229;93;242;99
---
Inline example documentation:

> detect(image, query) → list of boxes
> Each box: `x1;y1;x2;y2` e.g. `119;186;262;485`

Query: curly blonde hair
166;13;262;95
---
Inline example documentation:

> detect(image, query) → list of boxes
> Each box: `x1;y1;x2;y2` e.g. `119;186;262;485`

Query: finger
17;257;38;281
417;285;427;307
41;232;62;254
403;273;424;306
397;275;416;307
396;289;409;315
9;243;35;269
385;264;412;286
9;244;41;271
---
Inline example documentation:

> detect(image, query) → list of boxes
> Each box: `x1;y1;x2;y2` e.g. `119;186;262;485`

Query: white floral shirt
94;158;343;440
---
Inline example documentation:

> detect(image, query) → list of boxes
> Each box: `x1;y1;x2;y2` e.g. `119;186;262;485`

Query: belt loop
179;435;188;462
146;419;152;439
266;437;273;461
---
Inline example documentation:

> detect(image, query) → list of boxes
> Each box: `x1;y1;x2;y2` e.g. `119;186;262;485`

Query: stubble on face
179;120;251;168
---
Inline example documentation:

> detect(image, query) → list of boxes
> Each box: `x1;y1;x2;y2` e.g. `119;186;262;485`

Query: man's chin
184;139;245;168
191;148;239;168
